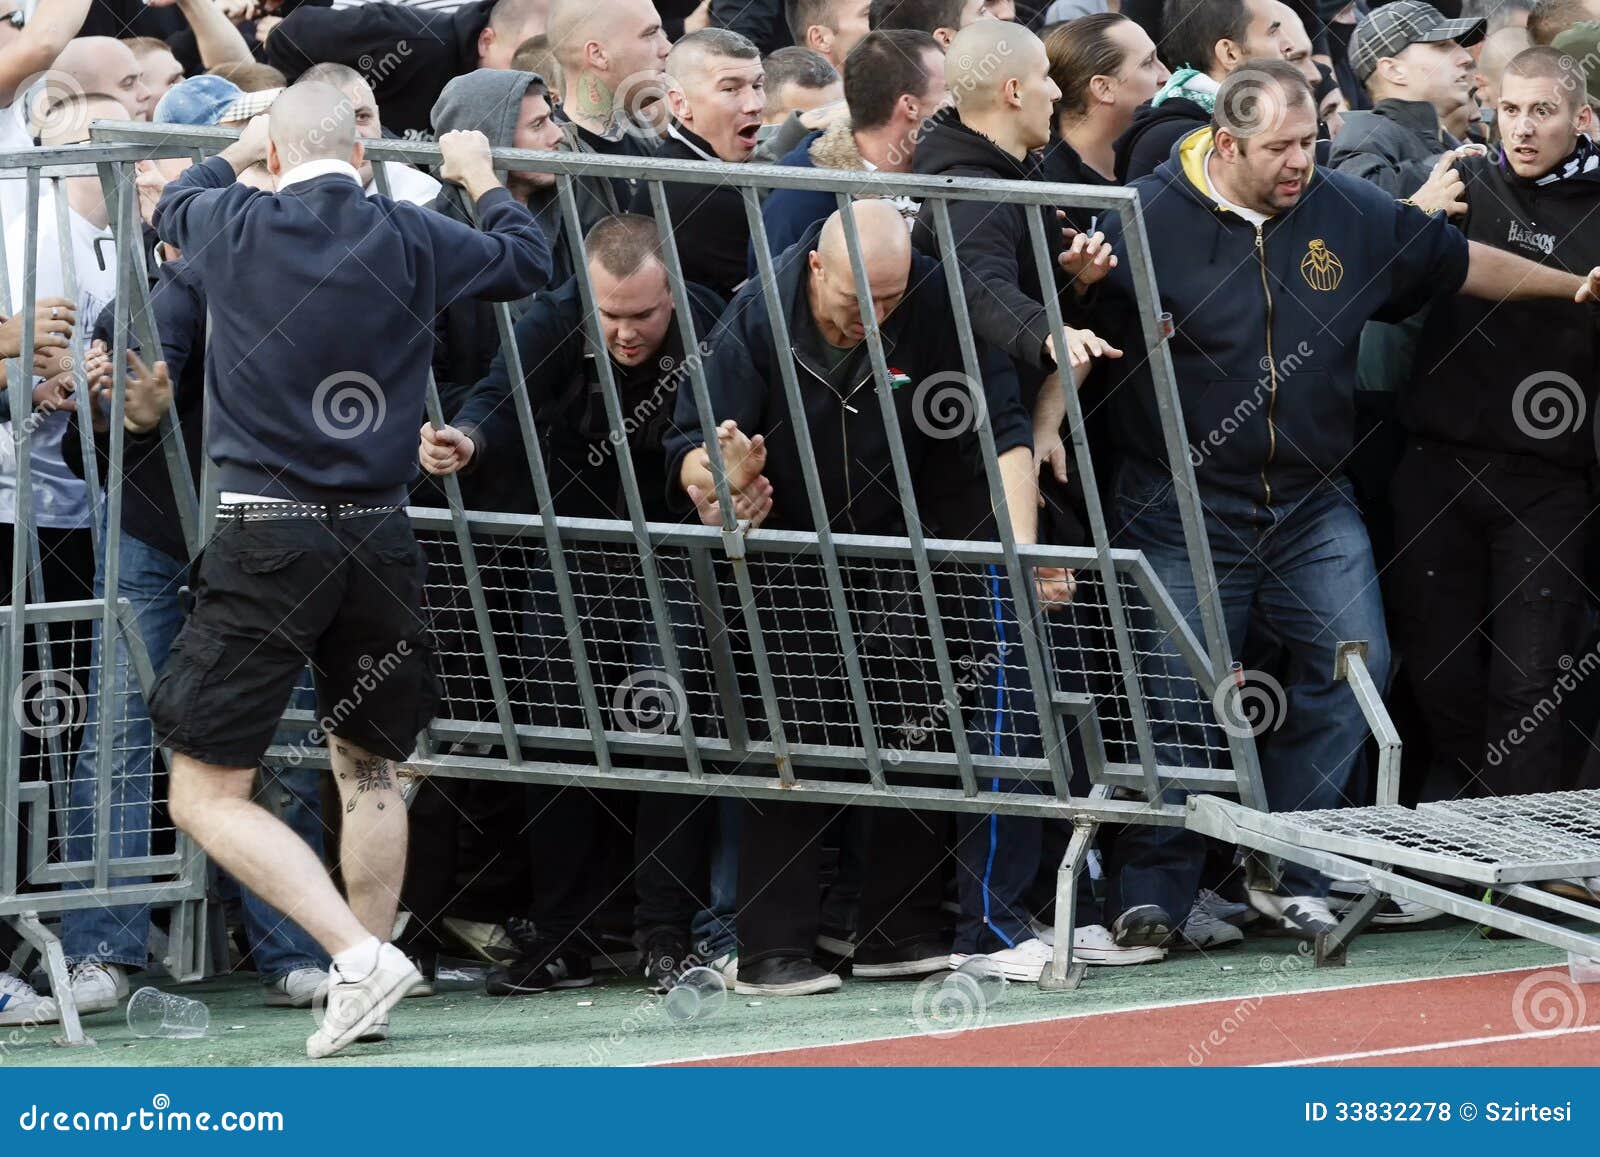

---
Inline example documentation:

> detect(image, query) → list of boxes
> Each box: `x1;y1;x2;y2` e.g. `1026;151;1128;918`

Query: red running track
679;967;1600;1067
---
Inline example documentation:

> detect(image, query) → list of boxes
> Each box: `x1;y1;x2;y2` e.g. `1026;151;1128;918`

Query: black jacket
663;220;1030;538
709;0;789;54
1041;135;1115;237
451;276;726;520
627;122;750;300
266;0;494;136
1114;96;1207;183
1330;99;1455;199
154;156;549;504
1403;150;1600;469
911;107;1069;408
1094;126;1469;507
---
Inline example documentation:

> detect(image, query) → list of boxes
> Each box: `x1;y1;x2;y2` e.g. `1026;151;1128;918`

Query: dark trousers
400;777;529;944
1390;439;1594;800
737;799;946;965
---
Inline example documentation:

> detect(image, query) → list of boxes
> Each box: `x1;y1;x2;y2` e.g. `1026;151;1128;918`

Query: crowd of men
2;0;1600;1056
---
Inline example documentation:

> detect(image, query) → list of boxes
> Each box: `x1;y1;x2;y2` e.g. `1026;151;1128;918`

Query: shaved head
268;81;357;169
808;201;914;344
947;19;1039;111
549;0;655;70
52;37;153;121
39;93;129;146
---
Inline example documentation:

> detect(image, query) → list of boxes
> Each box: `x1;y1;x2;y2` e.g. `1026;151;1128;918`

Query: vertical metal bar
801;194;978;796
453;179;612;772
198;309;218;546
923;198;1071;798
688;545;748;751
91;174;137;890
735;188;885;788
422;377;523;763
51;177;102;556
1112;201;1267;812
643;178;794;782
1023;208;1160;802
1041;819;1093;990
552;179;702;776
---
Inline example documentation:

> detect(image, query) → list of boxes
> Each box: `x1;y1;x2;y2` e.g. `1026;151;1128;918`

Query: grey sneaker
1178;902;1245;950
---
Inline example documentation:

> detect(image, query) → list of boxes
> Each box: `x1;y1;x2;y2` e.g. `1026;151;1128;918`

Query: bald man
47;36;153;121
910;20;1128;976
150;81;550;1058
665;202;1043;995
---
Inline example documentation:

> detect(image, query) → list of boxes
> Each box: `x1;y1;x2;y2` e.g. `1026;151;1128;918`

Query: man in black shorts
147;82;550;1058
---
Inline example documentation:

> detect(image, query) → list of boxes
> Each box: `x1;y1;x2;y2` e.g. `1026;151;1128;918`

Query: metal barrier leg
1040;819;1094;992
1316;890;1381;967
15;912;93;1047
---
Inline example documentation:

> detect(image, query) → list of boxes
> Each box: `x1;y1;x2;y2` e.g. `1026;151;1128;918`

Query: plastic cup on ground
126;986;209;1039
663;966;727;1025
946;955;1008;1010
1570;952;1600;985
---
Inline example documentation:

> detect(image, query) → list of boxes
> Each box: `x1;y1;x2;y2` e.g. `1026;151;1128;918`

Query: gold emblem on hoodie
1299;239;1344;292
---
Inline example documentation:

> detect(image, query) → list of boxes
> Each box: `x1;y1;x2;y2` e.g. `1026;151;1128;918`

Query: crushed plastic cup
663;966;727;1025
945;955;1008;1011
126;986;208;1039
1569;951;1600;985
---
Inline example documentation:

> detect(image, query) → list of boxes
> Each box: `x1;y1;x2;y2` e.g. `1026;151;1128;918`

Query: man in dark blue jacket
147;83;550;1058
1093;59;1600;949
665;203;1061;995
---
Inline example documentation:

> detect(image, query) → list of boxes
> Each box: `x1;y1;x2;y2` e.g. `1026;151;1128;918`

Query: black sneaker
1112;904;1175;948
640;929;691;995
852;938;952;979
733;955;842;997
402;947;438;998
485;948;594;995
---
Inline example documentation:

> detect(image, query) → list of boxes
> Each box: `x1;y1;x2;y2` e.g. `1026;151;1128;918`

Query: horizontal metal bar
28;854;189;884
0;879;203;916
0;140;187;168
89;121;1143;211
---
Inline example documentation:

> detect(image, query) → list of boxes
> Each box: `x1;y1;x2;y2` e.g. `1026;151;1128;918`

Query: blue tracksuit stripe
981;565;1016;949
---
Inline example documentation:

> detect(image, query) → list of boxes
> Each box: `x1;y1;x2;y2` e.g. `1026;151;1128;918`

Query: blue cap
154;75;245;126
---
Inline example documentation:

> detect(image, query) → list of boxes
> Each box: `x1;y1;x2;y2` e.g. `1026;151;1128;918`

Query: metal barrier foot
14;913;95;1048
1040;819;1095;993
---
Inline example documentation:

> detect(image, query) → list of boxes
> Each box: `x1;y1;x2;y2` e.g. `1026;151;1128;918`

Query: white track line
1260;1021;1600;1067
647;962;1553;1066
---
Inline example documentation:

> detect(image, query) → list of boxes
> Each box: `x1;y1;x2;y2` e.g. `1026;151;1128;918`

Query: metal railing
0;122;1284;1034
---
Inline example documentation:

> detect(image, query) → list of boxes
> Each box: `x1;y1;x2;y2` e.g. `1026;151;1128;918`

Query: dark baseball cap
1348;1;1486;84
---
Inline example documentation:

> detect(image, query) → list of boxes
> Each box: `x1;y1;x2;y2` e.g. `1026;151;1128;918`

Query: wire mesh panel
1;603;200;912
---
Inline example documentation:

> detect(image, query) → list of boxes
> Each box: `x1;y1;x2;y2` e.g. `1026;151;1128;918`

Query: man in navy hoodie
147;83;550;1058
1093;58;1600;950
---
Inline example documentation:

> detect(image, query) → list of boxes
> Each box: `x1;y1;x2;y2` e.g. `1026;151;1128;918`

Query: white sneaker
306;944;420;1059
1328;880;1441;925
707;950;737;984
949;937;1054;982
1248;889;1338;938
356;1018;389;1044
1178;903;1246;950
1028;919;1167;965
68;962;128;1014
0;972;58;1026
264;967;328;1009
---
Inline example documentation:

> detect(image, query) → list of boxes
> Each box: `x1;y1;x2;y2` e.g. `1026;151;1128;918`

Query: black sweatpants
1389;439;1595;799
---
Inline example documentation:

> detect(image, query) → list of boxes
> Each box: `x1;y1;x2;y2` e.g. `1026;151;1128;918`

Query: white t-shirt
0;97;35;231
1;184;115;529
1202;149;1269;228
366;160;442;205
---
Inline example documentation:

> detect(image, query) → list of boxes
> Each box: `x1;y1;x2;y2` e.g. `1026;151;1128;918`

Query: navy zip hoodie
1094;126;1469;507
662;219;1030;539
153;155;551;505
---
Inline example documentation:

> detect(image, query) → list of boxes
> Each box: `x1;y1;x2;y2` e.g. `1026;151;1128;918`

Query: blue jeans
1109;463;1391;918
61;534;327;981
688;796;739;962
